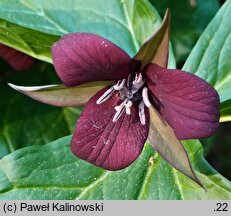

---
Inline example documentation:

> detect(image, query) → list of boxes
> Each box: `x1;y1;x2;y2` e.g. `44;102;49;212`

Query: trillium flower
9;11;220;187
51;32;219;168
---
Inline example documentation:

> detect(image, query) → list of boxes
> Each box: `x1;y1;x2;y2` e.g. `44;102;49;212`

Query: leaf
148;106;203;188
8;81;114;107
183;0;231;107
0;19;59;63
0;62;81;159
150;0;219;64
0;0;175;68
134;9;170;69
140;140;231;200
0;0;155;55
0;135;230;200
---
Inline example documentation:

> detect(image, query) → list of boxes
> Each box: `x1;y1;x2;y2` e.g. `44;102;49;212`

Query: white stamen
133;73;142;85
114;79;126;90
126;74;134;89
142;87;151;107
125;100;132;107
96;86;115;104
96;74;151;124
113;80;121;90
125;107;131;115
139;101;146;125
125;100;132;115
114;106;121;111
113;106;125;122
131;73;144;94
115;100;126;111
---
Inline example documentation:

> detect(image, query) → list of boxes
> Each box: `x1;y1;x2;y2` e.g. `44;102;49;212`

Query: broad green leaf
8;81;114;107
0;136;230;200
148;107;202;188
134;9;170;69
150;0;219;65
0;19;59;63
0;0;175;68
0;0;159;56
183;0;231;119
0;63;81;159
140;140;231;199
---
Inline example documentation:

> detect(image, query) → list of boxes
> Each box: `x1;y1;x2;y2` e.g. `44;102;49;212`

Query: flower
51;32;220;171
0;43;34;71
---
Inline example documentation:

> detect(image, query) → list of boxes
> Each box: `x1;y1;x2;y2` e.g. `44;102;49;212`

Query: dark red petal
145;64;220;140
0;44;35;71
71;88;149;170
52;33;138;86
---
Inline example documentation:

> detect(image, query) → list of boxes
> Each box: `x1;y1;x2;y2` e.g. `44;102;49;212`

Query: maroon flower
50;32;220;171
0;43;35;71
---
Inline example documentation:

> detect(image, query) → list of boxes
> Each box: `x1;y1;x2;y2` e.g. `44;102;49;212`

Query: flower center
96;73;151;125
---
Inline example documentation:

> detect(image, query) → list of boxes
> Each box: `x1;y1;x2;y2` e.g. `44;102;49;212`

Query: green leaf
0;0;175;68
8;81;114;107
0;0;157;56
134;9;170;69
0;19;59;63
0;135;230;200
183;0;231;105
150;0;219;64
0;63;81;159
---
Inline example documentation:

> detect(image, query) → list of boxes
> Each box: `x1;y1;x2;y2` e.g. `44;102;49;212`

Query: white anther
115;100;126;111
96;86;115;104
114;79;126;90
125;107;131;115
131;73;145;94
127;74;133;87
114;106;121;111
125;100;132;108
139;101;146;125
133;73;142;85
142;87;151;107
113;105;125;122
125;100;132;115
